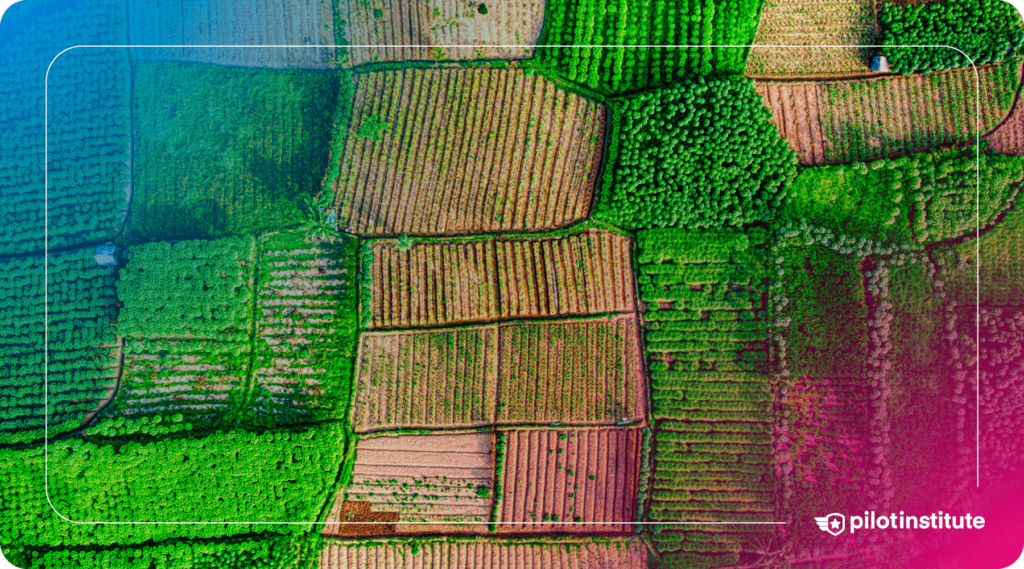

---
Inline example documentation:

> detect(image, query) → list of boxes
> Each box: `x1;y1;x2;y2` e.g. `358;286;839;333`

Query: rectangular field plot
323;433;495;536
249;232;359;424
339;0;543;65
350;327;500;432
757;60;1020;165
745;0;876;78
106;339;248;425
496;316;645;425
129;0;336;68
332;68;605;236
350;316;646;433
321;537;648;568
368;230;635;328
495;428;642;533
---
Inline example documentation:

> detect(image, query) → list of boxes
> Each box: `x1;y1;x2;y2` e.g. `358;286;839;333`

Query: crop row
350;315;645;432
368;230;635;328
0;250;119;443
332;68;604;236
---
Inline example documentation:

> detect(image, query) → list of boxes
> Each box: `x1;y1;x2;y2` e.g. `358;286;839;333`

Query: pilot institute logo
816;513;846;536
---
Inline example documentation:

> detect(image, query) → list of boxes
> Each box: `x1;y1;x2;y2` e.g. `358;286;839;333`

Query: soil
322;500;399;537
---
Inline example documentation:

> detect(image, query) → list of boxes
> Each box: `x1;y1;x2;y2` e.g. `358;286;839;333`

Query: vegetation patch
596;77;797;230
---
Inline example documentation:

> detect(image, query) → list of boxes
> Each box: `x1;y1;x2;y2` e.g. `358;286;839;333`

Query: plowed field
746;0;875;78
350;326;500;432
496;316;645;425
319;537;647;568
340;0;543;66
333;68;605;236
985;66;1024;155
367;230;635;328
323;433;495;536
350;316;646;433
756;61;1020;164
496;428;641;533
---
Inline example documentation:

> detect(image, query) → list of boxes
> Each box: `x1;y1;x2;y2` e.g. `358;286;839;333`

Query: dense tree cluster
596;77;797;230
880;0;1024;73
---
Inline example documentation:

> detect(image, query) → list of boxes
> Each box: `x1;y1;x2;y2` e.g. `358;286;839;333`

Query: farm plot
340;0;543;65
350;326;500;432
942;205;1024;307
496;316;645;425
132;62;338;241
495;427;641;533
331;68;605;236
635;228;776;567
367;230;635;329
756;60;1020;165
745;0;876;78
0;250;119;444
350;316;646;432
320;536;648;568
129;0;335;68
323;433;495;536
249;231;360;426
100;237;255;427
985;66;1024;155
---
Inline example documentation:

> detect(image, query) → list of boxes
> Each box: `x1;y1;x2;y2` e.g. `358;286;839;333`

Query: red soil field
368;230;635;329
496;427;642;534
984;71;1024;156
323;433;495;537
333;68;605;236
319;537;648;568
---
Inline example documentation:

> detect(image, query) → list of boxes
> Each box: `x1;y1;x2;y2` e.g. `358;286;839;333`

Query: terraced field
496;428;641;533
367;230;635;328
340;0;543;65
756;60;1020;164
323;433;495;536
320;537;648;568
332;68;605;236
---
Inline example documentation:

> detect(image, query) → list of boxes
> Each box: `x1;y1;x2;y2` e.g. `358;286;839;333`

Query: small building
94;244;116;267
871;55;890;73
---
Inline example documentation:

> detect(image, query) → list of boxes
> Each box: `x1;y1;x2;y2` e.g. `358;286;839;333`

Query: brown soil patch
322;500;398;536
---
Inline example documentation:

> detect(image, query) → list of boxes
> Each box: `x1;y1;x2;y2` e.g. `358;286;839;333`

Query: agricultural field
350;316;645;432
250;231;360;425
495;427;642;533
129;0;336;68
942;204;1024;307
985;82;1024;155
757;59;1021;165
366;229;635;328
635;228;775;566
350;326;500;432
329;68;605;236
323;433;495;536
131;62;339;241
0;250;120;445
496;316;645;425
745;0;875;77
537;0;763;94
100;237;255;427
339;0;543;65
320;537;648;568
